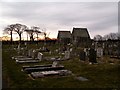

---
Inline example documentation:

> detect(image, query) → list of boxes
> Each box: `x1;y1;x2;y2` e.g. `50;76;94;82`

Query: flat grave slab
22;64;52;71
24;65;64;74
30;70;72;79
16;60;39;64
75;76;89;81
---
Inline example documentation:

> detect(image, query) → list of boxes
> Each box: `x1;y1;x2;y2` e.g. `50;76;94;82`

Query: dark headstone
89;48;97;63
118;43;120;56
79;50;86;61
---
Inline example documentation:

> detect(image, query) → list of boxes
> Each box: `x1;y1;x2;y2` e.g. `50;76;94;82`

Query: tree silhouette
103;33;118;40
25;29;34;41
4;24;15;44
31;26;41;41
117;32;120;40
94;35;102;41
25;26;41;42
13;23;27;44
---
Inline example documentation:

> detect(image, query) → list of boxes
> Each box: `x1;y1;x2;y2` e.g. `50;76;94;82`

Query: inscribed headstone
96;47;103;57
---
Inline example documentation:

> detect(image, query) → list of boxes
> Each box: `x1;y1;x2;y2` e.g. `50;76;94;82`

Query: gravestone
102;43;105;49
108;49;112;55
84;48;89;57
96;47;103;58
24;42;27;49
37;52;43;61
89;48;97;64
25;42;27;46
64;51;70;59
17;44;21;55
70;48;73;52
79;50;86;61
18;44;20;50
32;50;36;59
28;49;33;57
75;76;88;81
23;49;28;56
52;61;58;67
118;46;120;57
49;51;52;54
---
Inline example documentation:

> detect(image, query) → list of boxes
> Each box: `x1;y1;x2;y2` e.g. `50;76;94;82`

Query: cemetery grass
2;44;120;88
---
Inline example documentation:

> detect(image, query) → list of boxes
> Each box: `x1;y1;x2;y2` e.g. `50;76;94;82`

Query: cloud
0;2;118;38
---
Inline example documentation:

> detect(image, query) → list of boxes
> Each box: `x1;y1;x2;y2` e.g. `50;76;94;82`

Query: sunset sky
0;0;118;40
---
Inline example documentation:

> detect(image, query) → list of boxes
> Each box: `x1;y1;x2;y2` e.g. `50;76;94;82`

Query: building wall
72;36;91;47
58;38;71;45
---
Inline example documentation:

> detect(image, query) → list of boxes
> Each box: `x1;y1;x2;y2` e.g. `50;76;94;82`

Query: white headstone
84;48;89;56
37;52;43;61
97;47;103;57
65;51;70;59
52;61;58;67
70;48;73;52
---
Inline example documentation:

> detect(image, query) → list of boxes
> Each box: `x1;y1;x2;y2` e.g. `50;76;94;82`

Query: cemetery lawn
2;44;120;88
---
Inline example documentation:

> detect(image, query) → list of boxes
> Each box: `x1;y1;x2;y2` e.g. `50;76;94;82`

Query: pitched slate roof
72;28;90;38
57;31;71;39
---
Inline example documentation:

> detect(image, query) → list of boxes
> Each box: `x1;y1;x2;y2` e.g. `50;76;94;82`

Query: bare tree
31;26;41;41
94;35;102;41
25;26;41;42
13;23;27;44
43;32;47;40
103;33;118;40
25;29;34;41
117;32;120;40
4;24;15;44
108;33;118;40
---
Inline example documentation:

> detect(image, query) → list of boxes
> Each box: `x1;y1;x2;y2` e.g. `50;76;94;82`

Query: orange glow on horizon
1;35;57;41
